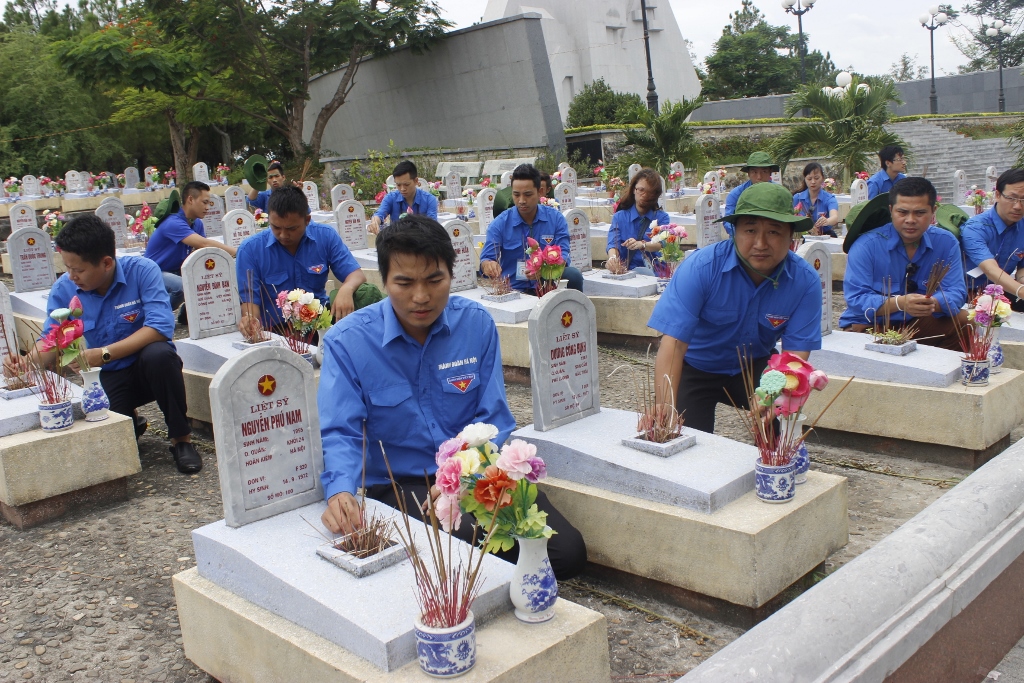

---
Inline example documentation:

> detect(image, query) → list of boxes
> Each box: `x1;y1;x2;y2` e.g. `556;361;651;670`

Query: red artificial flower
473;465;515;511
766;352;813;398
298;305;317;323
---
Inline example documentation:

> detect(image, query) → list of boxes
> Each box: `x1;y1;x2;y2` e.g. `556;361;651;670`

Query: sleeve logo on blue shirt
121;310;140;323
765;314;789;328
446;373;477;393
307;263;326;274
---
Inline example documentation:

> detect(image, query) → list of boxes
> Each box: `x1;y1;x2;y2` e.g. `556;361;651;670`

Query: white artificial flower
457;422;498;448
298;291;315;306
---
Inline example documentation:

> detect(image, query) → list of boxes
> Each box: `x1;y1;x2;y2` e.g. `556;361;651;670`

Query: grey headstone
564;208;592;272
800;242;833;335
182;248;241;340
95;198;130;249
445;171;461;201
0;282;18;358
302;181;319;213
144;166;157;187
9;203;37;231
20;176;40;197
65;171;82;193
954;170;968;203
555;183;576;211
124;167;140;189
695;195;723;248
192;162;210;183
529;288;600;431
334;200;368;251
223;209;257;249
224;185;247;214
7;227;56;293
561;166;578;191
205;194;225;238
628;164;642;182
499;171;512;189
477;187;497;234
330;183;353;208
209;345;325;528
850;179;869;204
444;220;478;293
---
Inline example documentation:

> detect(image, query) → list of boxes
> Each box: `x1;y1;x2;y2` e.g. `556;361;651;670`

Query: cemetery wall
306;14;565;159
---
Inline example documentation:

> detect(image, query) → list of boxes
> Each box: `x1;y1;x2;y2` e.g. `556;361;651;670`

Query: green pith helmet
740;151;781;173
153;189;181;227
842;193;892;253
243;155;269;190
715;182;813;232
934;203;970;239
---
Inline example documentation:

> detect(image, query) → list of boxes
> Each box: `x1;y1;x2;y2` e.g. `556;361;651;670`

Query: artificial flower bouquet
116;173;126;187
966;186;992;209
524;238;565;297
164;169;177;184
647;223;688;279
854;171;869;181
538;196;560;208
41;296;90;372
43;211;67;239
131;204;157;238
216;164;231;181
823;177;838;193
462;188;475;206
480;177;491;188
253;208;269;230
433;422;553;552
275;288;332;354
698;181;716;195
147;168;161;185
4;177;20;196
961;284;1012;361
668;170;683;191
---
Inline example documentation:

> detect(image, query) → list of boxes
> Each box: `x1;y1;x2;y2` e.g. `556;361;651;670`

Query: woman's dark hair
796;162;825;194
889;177;937;208
267;186;310;217
54;214;116;265
377;214;455;283
511;163;541;189
616;168;662;213
996;168;1024;194
393;160;418;179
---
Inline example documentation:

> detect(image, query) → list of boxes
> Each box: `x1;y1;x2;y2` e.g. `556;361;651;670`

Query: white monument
182;248;242;340
499;171;513;189
564;208;592;272
9;204;37;232
95;199;131;250
223;209;257;249
334;200;369;251
628;164;642;182
477;187;497;234
695;195;723;249
330;183;353;208
444;171;461;203
193;162;211;183
444;220;478;293
954;170;968;203
224;186;247;213
849;179;869;205
561;166;578;192
205;194;225;238
801;242;833;336
20;176;41;197
7;227;56;294
555;183;576;211
302;181;320;213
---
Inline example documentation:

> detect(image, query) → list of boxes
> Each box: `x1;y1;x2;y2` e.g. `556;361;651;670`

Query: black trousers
99;342;191;439
366;479;588;581
676;357;770;434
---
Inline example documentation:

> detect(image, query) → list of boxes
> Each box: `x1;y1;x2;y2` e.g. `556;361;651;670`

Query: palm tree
770;76;904;188
616;97;707;177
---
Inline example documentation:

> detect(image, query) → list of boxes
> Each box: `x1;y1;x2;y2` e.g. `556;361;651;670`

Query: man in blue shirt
866;145;907;199
723;151;778;236
246;160;295;212
369;160;439;234
145;181;237;315
960;167;1024;301
479;164;584;293
606;168;670;274
3;215;202;473
318;215;586;579
840;178;966;350
648;183;821;433
236;187;368;337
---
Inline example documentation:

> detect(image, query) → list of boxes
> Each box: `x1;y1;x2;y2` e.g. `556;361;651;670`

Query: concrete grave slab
515;407;754;513
205;194;225;237
224;185;247;214
582;269;659;297
7;227;56;293
451;287;536;324
0;283;20;357
192;162;210;183
808;330;961;387
335;200;369;251
123;167;140;189
0;381;83;438
303;181;320;213
555;183;576;211
444;220;478;293
330;183;353;208
20;176;41;198
9;203;37;231
182;248;242;340
800;241;833;335
94;198;131;250
223;209;257;249
564;208;592;272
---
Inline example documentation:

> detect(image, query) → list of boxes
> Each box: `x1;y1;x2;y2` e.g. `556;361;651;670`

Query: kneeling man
649;183;822;433
318;215;587;580
839;178;966;350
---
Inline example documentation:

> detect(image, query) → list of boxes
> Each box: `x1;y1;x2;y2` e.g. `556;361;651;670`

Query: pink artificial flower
68;296;83;318
774;392;809;417
435;493;462;533
766;352;813;399
542;246;562;265
435;456;463;495
525;456;547;483
495;439;536;480
435;437;466;465
975;294;993;314
808;370;829;391
526;237;540;250
276;291;288;308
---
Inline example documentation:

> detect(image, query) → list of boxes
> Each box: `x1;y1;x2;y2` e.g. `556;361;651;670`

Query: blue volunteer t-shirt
959;205;1024;288
478;204;572;292
144;209;205;273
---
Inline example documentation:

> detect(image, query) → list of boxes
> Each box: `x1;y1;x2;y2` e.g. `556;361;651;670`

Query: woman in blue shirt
792;162;840;237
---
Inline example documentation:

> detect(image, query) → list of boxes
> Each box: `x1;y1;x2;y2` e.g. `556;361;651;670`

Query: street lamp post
639;0;659;115
986;19;1013;113
782;0;818;85
919;7;949;115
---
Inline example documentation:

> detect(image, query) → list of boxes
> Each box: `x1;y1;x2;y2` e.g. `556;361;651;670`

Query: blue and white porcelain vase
781;413;809;484
989;327;1004;374
510;534;558;623
38;400;73;432
414;611;476;678
754;458;796;503
80;368;110;422
961;357;991;386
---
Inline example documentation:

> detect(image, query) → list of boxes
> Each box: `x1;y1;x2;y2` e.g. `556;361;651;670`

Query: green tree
565;78;642;128
888;53;929;81
944;1;1022;73
616;98;707;176
769;77;905;187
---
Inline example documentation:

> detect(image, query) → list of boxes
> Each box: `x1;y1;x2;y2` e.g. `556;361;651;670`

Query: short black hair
539;173;551;185
54;214;115;265
267;161;284;174
878;145;904;170
393;160;418;180
377;214;455;284
181;181;210;203
511;163;541;190
997;168;1024;194
889;177;937;208
268;186;309;217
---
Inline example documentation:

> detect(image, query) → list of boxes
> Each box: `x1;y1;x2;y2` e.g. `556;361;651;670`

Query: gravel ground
0;289;1002;682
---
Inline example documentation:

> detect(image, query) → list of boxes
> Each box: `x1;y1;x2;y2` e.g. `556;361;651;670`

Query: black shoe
134;414;148;440
170;442;202;474
176;305;188;326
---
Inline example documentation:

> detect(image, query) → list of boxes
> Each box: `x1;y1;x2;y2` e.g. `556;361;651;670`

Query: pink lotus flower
526;237;540;250
68;296;83;318
766;352;813;399
435;437;466;465
774;392;808;417
435;493;462;533
542;245;562;265
495;439;536;481
808;370;829;391
436;457;464;495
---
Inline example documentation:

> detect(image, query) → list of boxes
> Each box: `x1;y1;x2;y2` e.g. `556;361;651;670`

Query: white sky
436;0;979;78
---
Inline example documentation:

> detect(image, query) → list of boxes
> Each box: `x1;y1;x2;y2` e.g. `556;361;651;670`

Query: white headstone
416;178;430;191
181;248;241;340
801;242;833;336
558;162;571;172
20;176;41;197
192;162;210;183
954;170;968;204
528;288;600;431
564;208;592;272
695;195;723;249
334;200;368;251
499;171;512;189
385;175;396;190
95;198;130;249
561;167;578;191
7;227;56;293
476;187;497;234
205;194;225;238
771;171;782;184
850;178;869;205
65;171;82;193
224;185;247;213
670;161;685;176
144;166;157;188
124;167;140;188
209;345;324;527
9;203;37;231
628;164;642;182
987;166;999;192
555;183;576;211
223;209;257;249
330;183;353;208
445;171;461;201
0;282;18;358
444;220;478;293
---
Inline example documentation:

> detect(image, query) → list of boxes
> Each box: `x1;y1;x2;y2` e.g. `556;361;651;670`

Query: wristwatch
101;347;112;364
